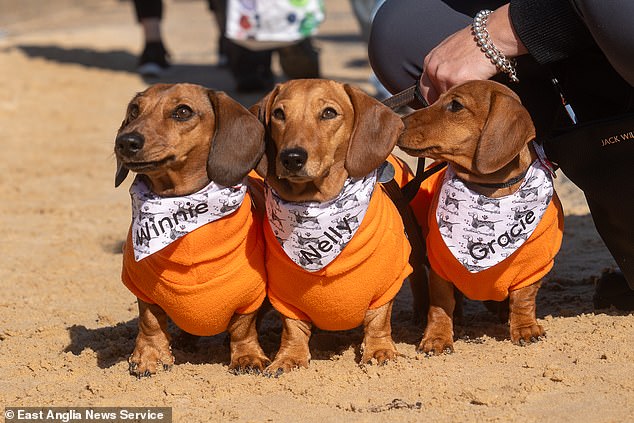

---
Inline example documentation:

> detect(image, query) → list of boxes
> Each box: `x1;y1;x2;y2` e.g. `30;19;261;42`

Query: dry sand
1;1;632;421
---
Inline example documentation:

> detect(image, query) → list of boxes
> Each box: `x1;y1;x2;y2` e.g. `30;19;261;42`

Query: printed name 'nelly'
300;217;353;264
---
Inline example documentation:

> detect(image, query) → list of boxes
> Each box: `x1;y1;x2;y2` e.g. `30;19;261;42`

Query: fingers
418;25;499;105
418;72;439;105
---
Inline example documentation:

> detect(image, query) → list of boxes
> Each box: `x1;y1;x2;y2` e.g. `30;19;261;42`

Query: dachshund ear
474;89;535;175
114;158;129;188
249;85;280;178
207;90;265;186
343;84;404;178
114;99;138;187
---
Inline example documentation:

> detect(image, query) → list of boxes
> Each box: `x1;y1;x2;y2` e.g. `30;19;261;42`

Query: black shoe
593;269;634;311
137;41;170;77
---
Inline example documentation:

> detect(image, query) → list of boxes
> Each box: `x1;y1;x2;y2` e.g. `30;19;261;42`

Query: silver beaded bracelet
472;9;519;82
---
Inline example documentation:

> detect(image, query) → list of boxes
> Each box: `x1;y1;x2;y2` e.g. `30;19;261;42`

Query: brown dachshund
398;80;564;354
251;79;425;375
114;83;269;376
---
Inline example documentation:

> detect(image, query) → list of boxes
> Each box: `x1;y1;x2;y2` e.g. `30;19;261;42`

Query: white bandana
436;157;553;273
130;176;247;261
265;171;377;271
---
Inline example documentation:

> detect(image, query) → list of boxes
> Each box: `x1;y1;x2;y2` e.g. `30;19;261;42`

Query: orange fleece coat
416;167;564;301
264;156;413;331
122;193;267;336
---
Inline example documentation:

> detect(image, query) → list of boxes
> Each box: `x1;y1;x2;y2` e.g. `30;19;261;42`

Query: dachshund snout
116;132;145;157
280;147;308;172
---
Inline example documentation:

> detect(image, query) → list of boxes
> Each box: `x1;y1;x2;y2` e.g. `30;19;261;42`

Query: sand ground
1;1;632;421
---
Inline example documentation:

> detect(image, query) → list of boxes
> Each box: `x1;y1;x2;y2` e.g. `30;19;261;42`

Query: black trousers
369;0;634;286
133;0;163;21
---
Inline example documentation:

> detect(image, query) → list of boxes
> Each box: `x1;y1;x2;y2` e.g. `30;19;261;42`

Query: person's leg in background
209;0;274;92
349;0;388;98
349;0;377;42
228;43;275;93
207;0;229;67
545;49;634;307
369;0;475;95
542;1;634;301
133;0;170;77
277;37;320;80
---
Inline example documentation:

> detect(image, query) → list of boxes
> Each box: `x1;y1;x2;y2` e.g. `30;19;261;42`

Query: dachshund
251;79;427;375
114;83;269;376
398;80;564;354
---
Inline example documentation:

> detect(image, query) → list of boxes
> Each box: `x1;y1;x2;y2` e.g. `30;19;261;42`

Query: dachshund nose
280;147;308;172
115;132;145;157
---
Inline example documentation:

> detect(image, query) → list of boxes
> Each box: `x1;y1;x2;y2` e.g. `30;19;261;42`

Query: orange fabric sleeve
121;194;267;336
265;183;412;331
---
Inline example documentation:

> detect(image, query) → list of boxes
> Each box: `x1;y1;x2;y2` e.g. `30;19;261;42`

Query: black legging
368;0;634;286
133;0;219;21
133;0;163;22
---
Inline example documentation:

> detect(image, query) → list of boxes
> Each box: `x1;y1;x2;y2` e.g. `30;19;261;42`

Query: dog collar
129;176;247;261
467;142;556;189
468;169;528;189
437;160;554;273
265;170;377;272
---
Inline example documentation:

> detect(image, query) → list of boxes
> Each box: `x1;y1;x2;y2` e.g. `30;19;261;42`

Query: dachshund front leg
509;281;544;345
227;311;270;373
265;316;312;376
361;301;398;365
129;299;174;377
418;270;456;355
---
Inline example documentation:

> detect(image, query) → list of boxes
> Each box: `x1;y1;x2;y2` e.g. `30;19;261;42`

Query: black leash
381;83;446;203
381;83;429;109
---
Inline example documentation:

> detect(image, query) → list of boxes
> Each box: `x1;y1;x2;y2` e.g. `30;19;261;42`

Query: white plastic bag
226;0;325;50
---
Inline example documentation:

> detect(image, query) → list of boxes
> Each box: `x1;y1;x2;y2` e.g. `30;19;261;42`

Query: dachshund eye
173;105;194;121
321;107;338;120
128;104;140;120
272;107;285;121
447;99;464;113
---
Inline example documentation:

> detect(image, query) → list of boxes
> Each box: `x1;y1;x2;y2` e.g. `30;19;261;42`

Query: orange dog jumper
415;167;564;302
122;193;267;336
264;156;413;331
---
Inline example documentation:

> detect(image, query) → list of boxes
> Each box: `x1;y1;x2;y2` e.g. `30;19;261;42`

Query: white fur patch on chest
265;171;377;271
130;176;246;261
436;160;553;273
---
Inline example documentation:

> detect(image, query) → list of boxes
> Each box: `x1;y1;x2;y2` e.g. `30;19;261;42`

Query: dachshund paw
229;353;270;375
128;345;174;378
264;356;309;377
417;335;454;356
361;346;398;365
511;323;545;345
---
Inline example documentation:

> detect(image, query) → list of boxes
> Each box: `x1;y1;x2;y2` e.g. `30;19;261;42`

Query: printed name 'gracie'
300;217;353;264
135;202;209;245
469;210;535;260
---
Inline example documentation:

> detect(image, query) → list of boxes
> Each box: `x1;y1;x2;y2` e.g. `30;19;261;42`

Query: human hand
419;4;527;104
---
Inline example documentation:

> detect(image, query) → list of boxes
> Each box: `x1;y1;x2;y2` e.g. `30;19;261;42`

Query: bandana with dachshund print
265;170;377;272
436;158;553;273
129;176;247;261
